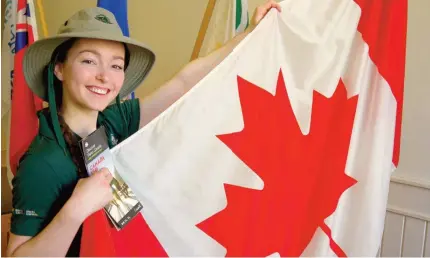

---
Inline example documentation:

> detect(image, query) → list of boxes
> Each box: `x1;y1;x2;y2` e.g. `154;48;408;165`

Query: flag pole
190;0;217;61
36;0;49;38
36;0;48;111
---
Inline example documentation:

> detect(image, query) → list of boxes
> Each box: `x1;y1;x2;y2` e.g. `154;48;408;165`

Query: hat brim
23;31;156;102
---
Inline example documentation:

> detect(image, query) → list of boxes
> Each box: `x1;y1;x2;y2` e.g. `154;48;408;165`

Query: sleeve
100;98;141;140
10;156;60;236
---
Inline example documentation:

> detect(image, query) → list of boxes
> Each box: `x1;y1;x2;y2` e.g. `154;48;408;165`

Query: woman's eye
82;59;95;65
112;65;124;70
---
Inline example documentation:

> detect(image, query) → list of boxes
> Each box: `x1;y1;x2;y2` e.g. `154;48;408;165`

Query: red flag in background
9;0;43;175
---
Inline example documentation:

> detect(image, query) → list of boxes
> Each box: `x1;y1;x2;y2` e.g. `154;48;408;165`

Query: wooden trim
391;175;430;190
1;214;11;257
1;150;6;169
387;205;430;222
422;221;428;257
1;166;13;214
35;0;49;37
1;0;6;34
399;215;406;256
190;0;217;61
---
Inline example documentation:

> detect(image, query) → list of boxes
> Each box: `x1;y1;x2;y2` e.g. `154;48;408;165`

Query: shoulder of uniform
25;134;62;159
16;135;72;178
17;143;58;174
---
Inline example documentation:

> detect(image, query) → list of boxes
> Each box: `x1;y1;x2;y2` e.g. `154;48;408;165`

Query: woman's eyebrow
112;55;124;61
78;49;124;61
78;49;99;56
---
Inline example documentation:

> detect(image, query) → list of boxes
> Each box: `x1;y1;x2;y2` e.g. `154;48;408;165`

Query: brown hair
43;38;130;178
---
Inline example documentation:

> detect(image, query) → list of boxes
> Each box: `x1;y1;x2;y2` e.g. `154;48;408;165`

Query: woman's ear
54;63;64;81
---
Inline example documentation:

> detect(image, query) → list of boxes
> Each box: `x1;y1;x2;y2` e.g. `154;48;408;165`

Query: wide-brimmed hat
23;7;156;101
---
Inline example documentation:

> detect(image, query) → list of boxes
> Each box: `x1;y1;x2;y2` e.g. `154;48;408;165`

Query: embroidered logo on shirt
12;208;39;217
110;134;118;146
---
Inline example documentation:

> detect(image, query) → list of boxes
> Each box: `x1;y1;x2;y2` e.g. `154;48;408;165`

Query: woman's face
54;38;126;112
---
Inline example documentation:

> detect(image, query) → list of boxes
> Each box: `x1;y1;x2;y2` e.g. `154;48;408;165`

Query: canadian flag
105;0;407;256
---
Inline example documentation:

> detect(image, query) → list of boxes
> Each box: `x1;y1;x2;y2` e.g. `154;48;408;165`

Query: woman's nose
96;71;109;83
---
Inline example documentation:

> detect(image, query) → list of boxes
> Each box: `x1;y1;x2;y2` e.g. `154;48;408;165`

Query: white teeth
88;87;108;95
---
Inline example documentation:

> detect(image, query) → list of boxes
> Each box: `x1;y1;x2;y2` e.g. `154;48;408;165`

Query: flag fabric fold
1;0;17;118
107;0;407;256
8;0;44;176
198;0;248;58
1;0;17;188
234;0;249;34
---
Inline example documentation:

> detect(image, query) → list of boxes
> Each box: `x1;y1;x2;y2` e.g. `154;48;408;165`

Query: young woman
6;1;281;256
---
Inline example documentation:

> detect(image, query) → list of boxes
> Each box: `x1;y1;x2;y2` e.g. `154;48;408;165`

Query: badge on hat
95;14;112;24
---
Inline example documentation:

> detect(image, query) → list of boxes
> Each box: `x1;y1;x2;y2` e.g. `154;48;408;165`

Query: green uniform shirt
10;99;141;257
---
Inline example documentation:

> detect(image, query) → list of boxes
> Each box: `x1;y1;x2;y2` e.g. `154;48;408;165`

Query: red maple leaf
197;69;358;257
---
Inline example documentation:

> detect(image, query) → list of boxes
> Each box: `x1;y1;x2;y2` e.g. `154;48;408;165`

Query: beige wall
394;0;430;182
128;0;209;97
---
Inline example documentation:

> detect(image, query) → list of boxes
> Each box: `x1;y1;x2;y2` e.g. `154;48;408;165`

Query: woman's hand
68;168;113;222
249;0;282;29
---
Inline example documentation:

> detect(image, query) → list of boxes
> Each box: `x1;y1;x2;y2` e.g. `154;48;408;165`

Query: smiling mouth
86;86;110;95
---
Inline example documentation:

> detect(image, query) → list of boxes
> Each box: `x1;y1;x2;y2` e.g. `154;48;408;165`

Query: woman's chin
84;102;111;112
80;94;116;111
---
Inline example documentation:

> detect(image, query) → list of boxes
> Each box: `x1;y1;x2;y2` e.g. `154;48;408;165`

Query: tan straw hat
23;7;156;101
